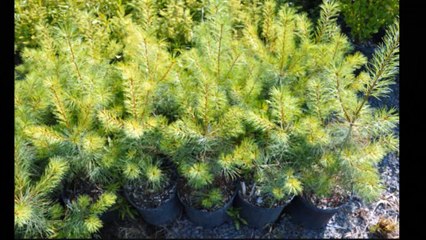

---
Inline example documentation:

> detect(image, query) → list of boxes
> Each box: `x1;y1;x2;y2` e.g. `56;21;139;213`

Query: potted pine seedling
19;20;122;235
165;102;246;228
121;149;182;226
236;0;399;229
96;18;183;226
116;130;182;226
236;85;304;229
159;2;254;228
225;4;309;222
285;19;400;229
232;1;345;227
235;164;303;229
164;57;246;227
15;127;117;239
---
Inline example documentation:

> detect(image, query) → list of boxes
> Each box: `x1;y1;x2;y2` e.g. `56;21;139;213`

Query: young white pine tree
161;1;253;208
96;17;177;190
299;18;399;202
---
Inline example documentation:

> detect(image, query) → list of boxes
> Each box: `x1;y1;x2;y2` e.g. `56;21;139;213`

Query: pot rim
177;187;237;213
237;189;294;210
299;193;349;212
123;182;178;210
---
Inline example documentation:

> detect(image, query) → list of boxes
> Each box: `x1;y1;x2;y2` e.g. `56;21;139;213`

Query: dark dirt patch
63;178;104;203
124;175;175;209
306;187;351;209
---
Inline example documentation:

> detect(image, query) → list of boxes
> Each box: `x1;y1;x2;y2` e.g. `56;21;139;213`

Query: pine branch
352;20;399;123
223;52;241;81
97;109;123;133
31;157;69;197
333;71;352;123
276;5;296;73
202;83;210;136
244;111;275;133
313;82;324;121
123;119;144;139
158;61;175;83
143;36;152;79
90;192;117;214
64;31;83;82
269;87;301;129
315;0;340;43
124;75;141;120
182;162;213;189
217;23;224;79
261;0;276;48
24;125;64;146
46;78;72;128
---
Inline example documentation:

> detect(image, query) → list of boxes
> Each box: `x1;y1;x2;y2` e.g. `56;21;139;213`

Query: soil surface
63;178;104;203
125;178;176;209
239;181;292;208
307;187;351;209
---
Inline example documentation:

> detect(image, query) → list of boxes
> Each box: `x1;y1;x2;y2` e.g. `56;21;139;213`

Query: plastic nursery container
284;195;346;230
178;190;237;228
124;184;183;226
61;187;120;224
99;209;120;224
233;190;293;229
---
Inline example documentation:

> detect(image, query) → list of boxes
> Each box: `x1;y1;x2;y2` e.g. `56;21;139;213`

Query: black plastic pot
233;190;292;229
178;190;237;228
60;186;121;224
99;208;120;224
284;195;346;230
124;184;182;226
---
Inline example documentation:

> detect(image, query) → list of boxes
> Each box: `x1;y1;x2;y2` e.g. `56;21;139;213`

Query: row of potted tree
15;0;399;237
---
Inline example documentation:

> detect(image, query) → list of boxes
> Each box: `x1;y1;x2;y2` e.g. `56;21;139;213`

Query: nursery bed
14;1;400;238
97;81;399;238
96;75;400;239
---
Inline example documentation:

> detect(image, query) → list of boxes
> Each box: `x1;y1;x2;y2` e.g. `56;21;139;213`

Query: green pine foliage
15;0;399;236
201;188;224;209
56;192;117;238
161;2;257;207
15;14;120;238
126;0;204;51
96;18;176;192
241;84;304;204
19;20;120;182
297;18;400;201
15;135;69;238
14;0;127;52
340;0;399;42
275;0;399;42
233;0;398;203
